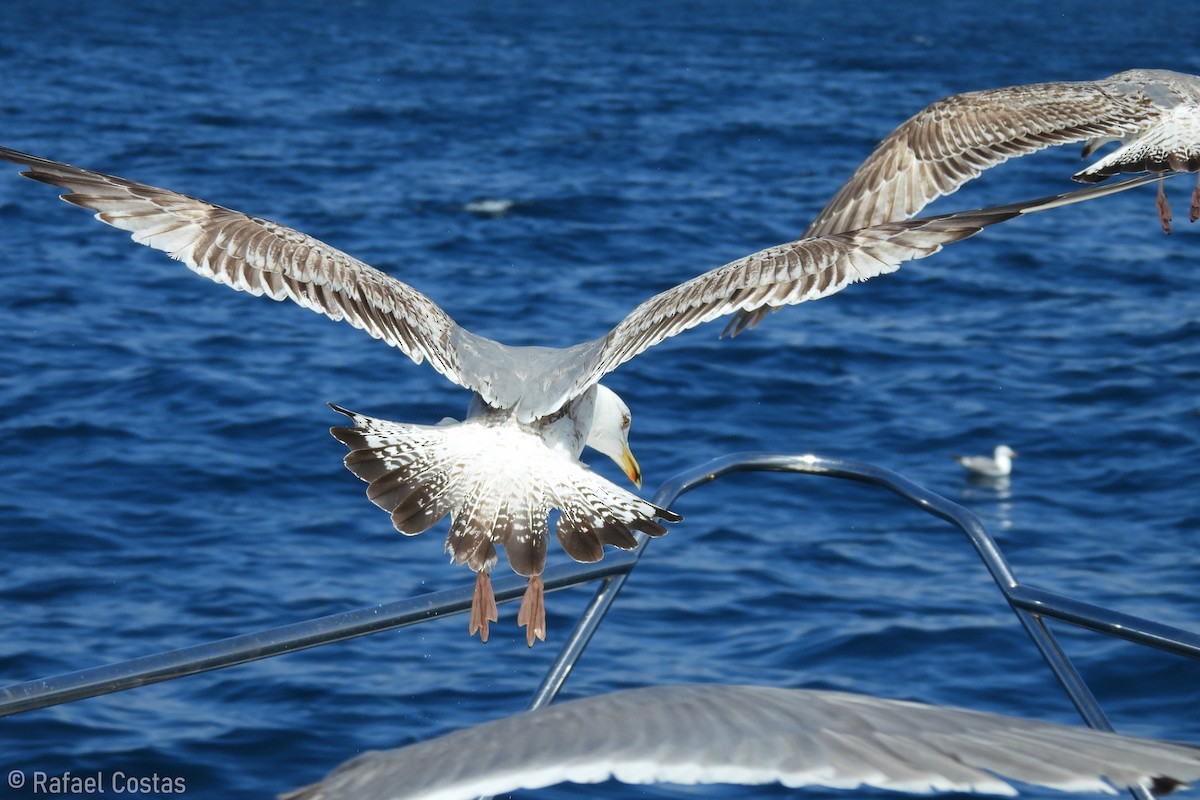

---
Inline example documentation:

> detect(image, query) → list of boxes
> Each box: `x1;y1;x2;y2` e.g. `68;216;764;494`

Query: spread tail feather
329;405;679;578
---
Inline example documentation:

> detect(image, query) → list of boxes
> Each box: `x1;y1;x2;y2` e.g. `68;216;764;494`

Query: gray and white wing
552;176;1158;406
280;684;1200;800
724;71;1200;332
0;147;471;391
805;71;1194;239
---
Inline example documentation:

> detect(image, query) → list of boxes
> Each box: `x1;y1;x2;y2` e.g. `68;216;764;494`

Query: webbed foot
469;570;499;643
517;575;546;647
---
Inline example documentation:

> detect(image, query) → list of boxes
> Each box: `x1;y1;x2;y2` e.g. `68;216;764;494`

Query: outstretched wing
731;69;1200;331
550;176;1160;407
0;147;472;392
280;684;1200;800
804;75;1165;239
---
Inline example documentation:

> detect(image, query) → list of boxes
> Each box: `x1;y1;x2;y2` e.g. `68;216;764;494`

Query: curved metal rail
2;452;1197;800
531;453;1200;717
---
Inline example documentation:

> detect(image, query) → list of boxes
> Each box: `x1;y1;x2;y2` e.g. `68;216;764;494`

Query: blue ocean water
1;0;1199;797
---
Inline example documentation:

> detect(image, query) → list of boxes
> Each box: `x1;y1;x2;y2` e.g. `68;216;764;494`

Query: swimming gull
954;445;1018;478
731;69;1200;333
0;147;1163;645
279;684;1200;800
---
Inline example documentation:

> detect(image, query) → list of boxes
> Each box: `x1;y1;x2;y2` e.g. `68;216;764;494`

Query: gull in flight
280;683;1200;800
0;145;1166;645
732;69;1200;332
954;444;1018;478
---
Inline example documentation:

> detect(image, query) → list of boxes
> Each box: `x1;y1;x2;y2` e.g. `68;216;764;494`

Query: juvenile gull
279;684;1200;800
954;445;1018;478
0;147;1161;645
732;69;1200;333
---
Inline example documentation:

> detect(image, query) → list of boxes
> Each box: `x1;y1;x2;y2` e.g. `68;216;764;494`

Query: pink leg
469;571;498;643
517;575;546;647
1190;174;1200;223
1156;178;1172;234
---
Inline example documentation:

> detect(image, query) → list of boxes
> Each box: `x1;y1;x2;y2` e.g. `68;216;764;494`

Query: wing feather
804;78;1159;239
280;684;1200;800
727;70;1200;331
0;146;473;392
801;74;1185;239
557;177;1158;403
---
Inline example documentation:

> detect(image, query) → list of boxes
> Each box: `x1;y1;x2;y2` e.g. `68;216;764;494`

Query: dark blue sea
1;1;1198;797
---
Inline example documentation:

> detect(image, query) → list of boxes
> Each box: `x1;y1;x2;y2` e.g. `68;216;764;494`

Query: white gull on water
955;445;1018;478
279;684;1200;800
1;70;1197;645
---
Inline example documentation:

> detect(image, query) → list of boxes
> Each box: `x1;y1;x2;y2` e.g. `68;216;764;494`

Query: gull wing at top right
731;69;1200;334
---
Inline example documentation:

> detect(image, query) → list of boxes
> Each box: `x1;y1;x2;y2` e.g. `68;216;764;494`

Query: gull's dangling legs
470;571;499;643
518;576;546;648
1190;174;1200;222
1157;177;1173;233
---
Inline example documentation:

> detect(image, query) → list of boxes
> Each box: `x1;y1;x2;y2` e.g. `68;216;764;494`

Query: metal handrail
530;455;1200;720
0;556;635;717
4;451;1197;800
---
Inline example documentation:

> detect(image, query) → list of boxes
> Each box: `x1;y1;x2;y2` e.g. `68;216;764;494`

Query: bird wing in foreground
279;684;1200;800
729;69;1200;335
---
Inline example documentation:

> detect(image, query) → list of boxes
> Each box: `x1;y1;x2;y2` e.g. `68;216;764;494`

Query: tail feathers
330;405;680;578
332;412;456;536
446;514;501;574
383;473;454;535
446;469;548;575
1076;149;1200;180
554;486;676;563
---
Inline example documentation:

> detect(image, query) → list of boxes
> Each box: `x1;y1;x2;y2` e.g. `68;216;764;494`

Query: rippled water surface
1;1;1199;797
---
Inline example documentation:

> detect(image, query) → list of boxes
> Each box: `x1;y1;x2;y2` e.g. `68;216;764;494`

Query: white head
994;445;1017;470
584;384;641;488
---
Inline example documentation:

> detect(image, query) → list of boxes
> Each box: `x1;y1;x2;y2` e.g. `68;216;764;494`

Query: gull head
585;384;642;488
991;444;1017;475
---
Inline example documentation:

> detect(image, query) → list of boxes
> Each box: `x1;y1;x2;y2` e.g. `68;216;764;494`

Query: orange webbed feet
1189;174;1200;223
1156;178;1173;234
517;575;546;648
469;570;499;643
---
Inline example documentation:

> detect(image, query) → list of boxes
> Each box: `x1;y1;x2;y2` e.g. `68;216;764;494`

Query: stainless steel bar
1008;585;1200;659
0;557;634;717
526;575;636;712
1009;608;1157;800
613;451;1198;751
531;452;1200;716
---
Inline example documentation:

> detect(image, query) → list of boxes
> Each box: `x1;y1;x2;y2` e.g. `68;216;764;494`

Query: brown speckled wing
0;146;471;392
